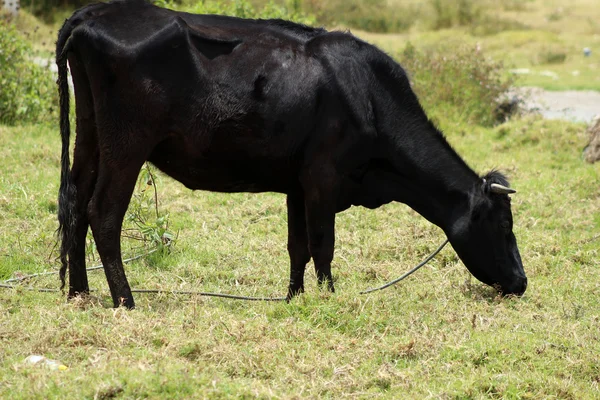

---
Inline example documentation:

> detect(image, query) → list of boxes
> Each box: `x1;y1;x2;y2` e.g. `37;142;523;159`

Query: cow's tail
56;19;77;290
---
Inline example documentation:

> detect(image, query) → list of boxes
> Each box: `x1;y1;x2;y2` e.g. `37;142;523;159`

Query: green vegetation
157;0;316;25
17;0;89;24
305;0;421;33
401;42;514;127
1;112;598;400
12;0;600;89
356;0;600;91
0;20;58;125
1;1;599;398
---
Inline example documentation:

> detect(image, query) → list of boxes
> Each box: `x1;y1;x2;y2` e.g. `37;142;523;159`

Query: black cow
56;0;526;309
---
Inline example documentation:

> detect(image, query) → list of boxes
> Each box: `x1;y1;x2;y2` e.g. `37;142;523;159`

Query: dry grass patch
0;32;599;400
1;4;599;397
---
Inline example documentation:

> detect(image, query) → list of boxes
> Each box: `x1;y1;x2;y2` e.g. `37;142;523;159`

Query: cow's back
64;0;324;51
59;1;396;194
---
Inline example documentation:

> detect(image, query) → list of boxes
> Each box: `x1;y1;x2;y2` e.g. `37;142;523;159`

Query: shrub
18;0;90;23
429;0;481;30
156;0;316;25
539;49;567;64
0;20;58;125
305;0;420;33
500;0;534;12
400;42;515;127
469;15;530;36
123;164;175;250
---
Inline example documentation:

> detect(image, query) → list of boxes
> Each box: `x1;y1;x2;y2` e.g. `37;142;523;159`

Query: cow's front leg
286;190;311;300
303;186;336;293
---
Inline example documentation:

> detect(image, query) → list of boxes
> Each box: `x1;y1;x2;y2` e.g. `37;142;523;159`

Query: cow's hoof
286;286;304;302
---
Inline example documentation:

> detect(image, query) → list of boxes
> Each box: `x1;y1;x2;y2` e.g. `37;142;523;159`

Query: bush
156;0;316;25
304;0;515;34
400;42;514;127
305;0;421;33
538;49;567;64
0;20;58;125
469;15;530;36
429;0;481;30
500;0;534;12
17;0;90;23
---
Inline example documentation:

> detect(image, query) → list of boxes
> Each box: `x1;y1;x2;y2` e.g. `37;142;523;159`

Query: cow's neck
387;163;475;233
364;120;479;233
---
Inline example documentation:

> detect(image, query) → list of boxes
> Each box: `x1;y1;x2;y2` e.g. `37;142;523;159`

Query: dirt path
518;87;600;123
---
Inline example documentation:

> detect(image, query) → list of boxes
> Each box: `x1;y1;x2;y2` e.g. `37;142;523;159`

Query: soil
514;87;600;163
517;86;600;124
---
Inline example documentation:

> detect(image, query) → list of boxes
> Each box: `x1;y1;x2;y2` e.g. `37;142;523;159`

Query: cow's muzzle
500;276;528;296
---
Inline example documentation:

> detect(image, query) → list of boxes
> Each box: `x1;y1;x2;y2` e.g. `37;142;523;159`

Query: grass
358;27;600;91
1;114;599;398
8;9;59;56
1;1;600;398
354;0;600;91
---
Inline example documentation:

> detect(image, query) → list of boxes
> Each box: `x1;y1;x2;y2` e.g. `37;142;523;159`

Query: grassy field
1;115;599;398
1;1;600;398
352;0;600;91
360;28;600;91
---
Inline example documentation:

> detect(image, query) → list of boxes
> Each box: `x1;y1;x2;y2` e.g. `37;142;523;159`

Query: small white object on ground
24;355;68;370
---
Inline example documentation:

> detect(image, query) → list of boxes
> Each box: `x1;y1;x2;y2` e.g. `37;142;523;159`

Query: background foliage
400;42;515;127
0;21;58;125
166;0;315;24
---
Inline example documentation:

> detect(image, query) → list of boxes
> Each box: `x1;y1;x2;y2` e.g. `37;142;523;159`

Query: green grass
1;1;600;397
353;0;600;91
8;9;60;56
1;113;599;398
358;27;600;91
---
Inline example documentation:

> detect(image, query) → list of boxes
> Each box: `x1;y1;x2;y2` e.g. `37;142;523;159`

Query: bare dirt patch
518;87;600;123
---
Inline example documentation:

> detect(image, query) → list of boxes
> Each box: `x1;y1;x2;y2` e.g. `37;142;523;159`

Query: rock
494;95;522;123
583;115;600;163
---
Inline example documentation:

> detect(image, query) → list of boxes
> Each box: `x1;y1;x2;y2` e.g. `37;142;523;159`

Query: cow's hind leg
88;154;146;309
66;123;98;298
286;190;311;300
66;60;98;298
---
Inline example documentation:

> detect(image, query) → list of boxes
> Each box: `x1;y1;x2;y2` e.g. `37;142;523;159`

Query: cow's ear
187;28;241;60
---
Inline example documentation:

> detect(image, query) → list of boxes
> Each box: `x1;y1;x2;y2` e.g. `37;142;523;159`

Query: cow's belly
148;141;297;194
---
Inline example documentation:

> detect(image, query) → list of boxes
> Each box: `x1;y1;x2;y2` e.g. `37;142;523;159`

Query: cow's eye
500;220;510;230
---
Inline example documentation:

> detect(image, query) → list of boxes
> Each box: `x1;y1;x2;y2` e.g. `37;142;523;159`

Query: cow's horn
490;183;516;194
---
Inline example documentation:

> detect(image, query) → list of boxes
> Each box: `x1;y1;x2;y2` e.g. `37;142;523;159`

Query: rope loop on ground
1;239;448;301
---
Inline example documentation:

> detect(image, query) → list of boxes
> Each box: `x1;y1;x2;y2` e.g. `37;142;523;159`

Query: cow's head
447;171;527;296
